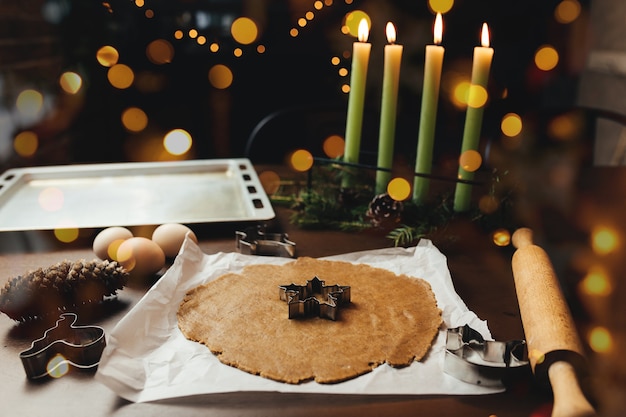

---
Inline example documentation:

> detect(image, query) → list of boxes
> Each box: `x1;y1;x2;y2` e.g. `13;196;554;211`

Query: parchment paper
95;237;503;402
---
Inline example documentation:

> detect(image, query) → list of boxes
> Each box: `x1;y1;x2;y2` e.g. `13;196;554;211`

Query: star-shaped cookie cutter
236;225;296;258
278;276;351;320
19;313;106;379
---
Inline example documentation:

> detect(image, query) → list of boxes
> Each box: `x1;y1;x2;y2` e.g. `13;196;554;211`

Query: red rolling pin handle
511;228;596;417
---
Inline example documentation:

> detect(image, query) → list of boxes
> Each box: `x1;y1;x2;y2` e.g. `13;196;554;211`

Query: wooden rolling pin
511;228;596;417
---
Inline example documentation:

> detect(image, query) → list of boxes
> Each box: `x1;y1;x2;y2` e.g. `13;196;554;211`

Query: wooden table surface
0;200;564;417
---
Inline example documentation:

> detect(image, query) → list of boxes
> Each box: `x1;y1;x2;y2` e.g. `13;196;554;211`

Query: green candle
453;23;494;212
413;13;444;204
376;22;403;194
343;19;371;168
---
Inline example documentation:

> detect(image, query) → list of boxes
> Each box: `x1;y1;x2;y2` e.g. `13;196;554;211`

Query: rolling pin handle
549;361;597;417
512;227;535;249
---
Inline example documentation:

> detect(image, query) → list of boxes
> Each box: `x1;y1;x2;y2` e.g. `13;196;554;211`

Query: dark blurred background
0;0;593;170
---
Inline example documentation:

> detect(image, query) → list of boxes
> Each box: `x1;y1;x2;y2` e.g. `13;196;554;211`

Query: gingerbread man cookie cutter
19;313;106;379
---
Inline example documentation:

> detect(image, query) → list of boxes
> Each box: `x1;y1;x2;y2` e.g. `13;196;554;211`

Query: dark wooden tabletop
5;165;624;416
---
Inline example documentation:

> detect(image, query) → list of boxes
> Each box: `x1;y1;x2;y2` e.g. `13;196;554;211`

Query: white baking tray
0;159;275;231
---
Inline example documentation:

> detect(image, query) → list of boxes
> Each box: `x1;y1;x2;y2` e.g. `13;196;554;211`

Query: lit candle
375;22;403;194
453;23;494;212
343;19;371;168
413;13;444;204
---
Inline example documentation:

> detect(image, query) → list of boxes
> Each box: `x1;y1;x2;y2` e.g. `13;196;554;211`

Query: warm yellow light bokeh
146;39;174;64
555;0;581;24
121;107;148;132
208;64;233;89
259;170;281;195
459;149;482;172
588;327;613;353
163;129;193;156
591;226;620;255
54;226;80;243
231;17;258;45
492;229;511;247
323;135;345;158
46;354;69;378
478;194;499;214
59;72;83;94
16;89;44;118
501;113;523;137
107;64;135;89
452;80;471;107
387;178;411;201
290;149;314;172
13;131;39;157
428;0;454;14
580;266;612;297
467;85;488;108
96;45;119;67
344;10;370;38
209;43;219;53
535;45;559;71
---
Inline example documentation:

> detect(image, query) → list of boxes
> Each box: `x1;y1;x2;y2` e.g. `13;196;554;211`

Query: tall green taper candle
343;19;371;187
413;13;444;204
375;22;403;194
453;22;493;212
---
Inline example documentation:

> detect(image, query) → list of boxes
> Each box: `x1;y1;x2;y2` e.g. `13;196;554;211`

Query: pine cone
0;259;129;321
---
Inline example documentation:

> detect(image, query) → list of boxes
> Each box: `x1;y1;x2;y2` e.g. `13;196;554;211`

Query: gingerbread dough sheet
178;257;442;384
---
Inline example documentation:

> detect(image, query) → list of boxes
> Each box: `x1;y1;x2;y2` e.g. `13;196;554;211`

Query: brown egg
92;226;134;260
116;237;166;278
151;223;198;258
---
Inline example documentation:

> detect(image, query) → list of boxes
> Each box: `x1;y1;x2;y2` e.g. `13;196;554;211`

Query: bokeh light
259;170;281;195
16;89;44;118
107;64;134;89
163;129;193;156
54;225;80;243
344;11;370;37
591;226;620;255
492;228;511;246
479;194;499;214
387;178;411;201
548;112;583;141
323;135;345;158
555;0;581;24
38;187;64;212
208;64;233;89
467;85;488;108
428;0;454;14
452;80;471;108
534;45;559;71
121;107;149;132
231;17;258;45
47;354;70;378
146;39;174;64
588;326;613;353
96;45;119;67
501;113;523;137
13;131;39;157
459;149;482;172
59;72;83;94
290;149;314;172
579;265;612;297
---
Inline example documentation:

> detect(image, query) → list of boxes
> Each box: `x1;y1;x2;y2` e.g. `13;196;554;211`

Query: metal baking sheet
0;159;275;231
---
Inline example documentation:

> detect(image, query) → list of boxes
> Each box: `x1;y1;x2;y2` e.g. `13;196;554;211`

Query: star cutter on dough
278;276;351;320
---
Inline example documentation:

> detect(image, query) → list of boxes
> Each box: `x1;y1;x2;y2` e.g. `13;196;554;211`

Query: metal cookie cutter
19;313;106;379
279;276;351;320
444;324;529;387
236;225;296;258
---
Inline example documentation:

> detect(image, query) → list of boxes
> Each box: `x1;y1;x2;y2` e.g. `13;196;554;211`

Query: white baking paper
95;237;503;402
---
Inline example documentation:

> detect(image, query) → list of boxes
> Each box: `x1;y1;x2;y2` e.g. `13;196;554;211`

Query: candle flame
385;22;396;44
434;13;443;45
481;22;490;47
358;18;369;42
